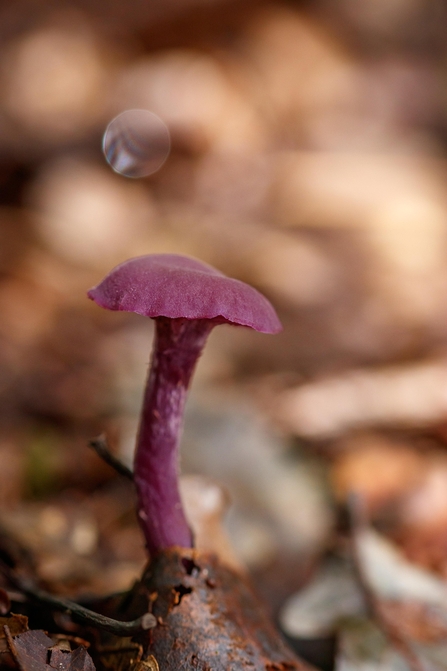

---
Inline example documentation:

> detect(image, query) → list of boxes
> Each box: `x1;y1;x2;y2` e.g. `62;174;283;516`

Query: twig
24;584;155;636
348;494;427;671
4;625;20;668
0;563;155;637
89;435;134;480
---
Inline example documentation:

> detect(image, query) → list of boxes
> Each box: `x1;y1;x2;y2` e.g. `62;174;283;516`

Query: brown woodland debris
95;639;143;671
330;434;425;514
4;627;96;671
378;600;447;644
0;593;11;617
0;616;28;638
0;616;28;666
349;498;427;671
122;547;315;671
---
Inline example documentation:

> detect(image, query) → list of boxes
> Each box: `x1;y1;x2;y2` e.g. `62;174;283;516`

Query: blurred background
2;0;447;667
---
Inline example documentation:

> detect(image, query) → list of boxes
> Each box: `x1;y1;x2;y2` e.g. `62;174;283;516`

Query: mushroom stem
135;317;214;554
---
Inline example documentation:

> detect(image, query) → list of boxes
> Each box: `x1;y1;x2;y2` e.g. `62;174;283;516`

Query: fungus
88;254;281;554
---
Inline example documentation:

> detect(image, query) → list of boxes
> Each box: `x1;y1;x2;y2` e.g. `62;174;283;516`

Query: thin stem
0;562;155;636
25;585;156;635
134;317;214;554
89;435;134;480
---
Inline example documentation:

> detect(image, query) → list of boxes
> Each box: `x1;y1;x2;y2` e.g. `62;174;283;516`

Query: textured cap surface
88;254;282;334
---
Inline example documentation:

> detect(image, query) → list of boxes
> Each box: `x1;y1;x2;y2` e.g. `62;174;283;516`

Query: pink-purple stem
134;317;214;554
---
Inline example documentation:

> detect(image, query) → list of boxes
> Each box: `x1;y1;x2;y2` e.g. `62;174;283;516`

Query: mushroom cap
88;254;282;334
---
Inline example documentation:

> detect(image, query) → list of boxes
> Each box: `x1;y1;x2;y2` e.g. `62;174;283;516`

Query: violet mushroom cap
87;254;282;333
88;254;282;554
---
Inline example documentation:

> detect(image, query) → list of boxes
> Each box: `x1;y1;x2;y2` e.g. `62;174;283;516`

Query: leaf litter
2;0;447;668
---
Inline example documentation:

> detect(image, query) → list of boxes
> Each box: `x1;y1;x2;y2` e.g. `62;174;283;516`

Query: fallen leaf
0;615;28;638
280;558;365;638
358;528;447;605
336;618;408;671
379;600;447;644
6;629;96;671
48;646;95;671
96;638;142;671
8;629;54;671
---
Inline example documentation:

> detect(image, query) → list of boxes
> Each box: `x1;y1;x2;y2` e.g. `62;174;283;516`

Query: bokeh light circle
102;109;171;178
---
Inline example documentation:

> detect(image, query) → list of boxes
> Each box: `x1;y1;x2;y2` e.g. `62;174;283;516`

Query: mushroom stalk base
134;317;214;554
125;548;312;671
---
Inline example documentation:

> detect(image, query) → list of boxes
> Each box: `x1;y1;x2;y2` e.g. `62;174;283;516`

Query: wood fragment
121;547;317;671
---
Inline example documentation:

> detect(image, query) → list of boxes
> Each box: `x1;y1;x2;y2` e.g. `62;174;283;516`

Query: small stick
89;435;134;481
23;584;156;636
348;494;426;671
0;564;155;637
4;625;21;669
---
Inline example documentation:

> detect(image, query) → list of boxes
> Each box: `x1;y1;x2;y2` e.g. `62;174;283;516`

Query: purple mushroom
88;254;281;555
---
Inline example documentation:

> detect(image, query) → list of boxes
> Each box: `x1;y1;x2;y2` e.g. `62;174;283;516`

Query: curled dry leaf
132;658;159;671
